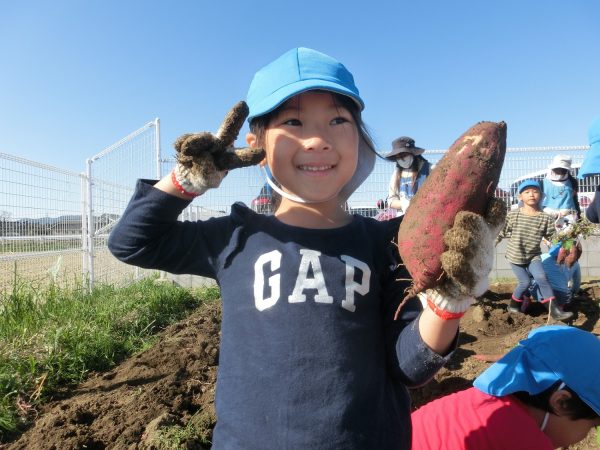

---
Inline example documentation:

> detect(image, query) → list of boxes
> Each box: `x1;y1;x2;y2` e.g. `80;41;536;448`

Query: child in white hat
542;154;581;219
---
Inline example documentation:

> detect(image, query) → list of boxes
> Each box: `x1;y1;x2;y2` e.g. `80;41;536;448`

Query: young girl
411;325;600;450
385;136;431;216
496;180;572;321
108;47;499;449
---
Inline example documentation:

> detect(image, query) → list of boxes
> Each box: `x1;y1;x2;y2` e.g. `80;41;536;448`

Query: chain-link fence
0;120;161;293
163;145;599;218
1;119;598;293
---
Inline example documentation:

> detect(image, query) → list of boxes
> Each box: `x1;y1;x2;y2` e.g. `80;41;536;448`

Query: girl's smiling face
248;91;359;207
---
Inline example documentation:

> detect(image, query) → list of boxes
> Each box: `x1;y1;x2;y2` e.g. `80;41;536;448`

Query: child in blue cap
496;180;573;320
412;325;600;449
108;47;504;449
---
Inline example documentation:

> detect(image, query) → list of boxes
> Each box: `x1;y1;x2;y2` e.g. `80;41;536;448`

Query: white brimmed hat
549;154;572;171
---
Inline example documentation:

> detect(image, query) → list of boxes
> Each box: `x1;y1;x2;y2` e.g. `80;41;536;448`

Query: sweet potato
565;241;582;268
398;121;507;297
556;246;568;265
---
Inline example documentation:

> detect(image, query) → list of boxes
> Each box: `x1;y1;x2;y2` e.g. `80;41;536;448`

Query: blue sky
1;0;599;174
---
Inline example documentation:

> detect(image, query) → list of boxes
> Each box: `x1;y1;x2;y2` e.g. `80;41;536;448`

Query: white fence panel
0;153;85;292
161;145;598;218
3;119;599;294
0;120;162;293
86;119;161;289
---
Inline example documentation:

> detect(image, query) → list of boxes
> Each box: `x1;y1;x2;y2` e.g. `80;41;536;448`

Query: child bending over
412;325;600;449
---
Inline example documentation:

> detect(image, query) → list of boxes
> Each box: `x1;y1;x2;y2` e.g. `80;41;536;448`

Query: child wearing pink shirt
411;325;600;450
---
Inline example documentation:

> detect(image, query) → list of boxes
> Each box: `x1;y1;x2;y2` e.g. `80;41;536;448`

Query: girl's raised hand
172;101;265;196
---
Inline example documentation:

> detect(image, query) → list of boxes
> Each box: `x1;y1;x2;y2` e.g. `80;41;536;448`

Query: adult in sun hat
541;154;581;219
384;136;431;216
411;325;600;449
580;115;600;223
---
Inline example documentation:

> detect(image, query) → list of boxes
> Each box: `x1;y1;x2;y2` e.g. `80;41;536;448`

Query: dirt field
3;281;600;450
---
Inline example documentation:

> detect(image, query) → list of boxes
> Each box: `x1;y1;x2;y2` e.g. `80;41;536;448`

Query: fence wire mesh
0;153;85;292
162;146;599;218
2;118;598;294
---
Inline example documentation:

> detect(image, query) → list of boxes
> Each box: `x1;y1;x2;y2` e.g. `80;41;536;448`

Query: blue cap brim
247;79;364;122
474;325;600;415
518;180;541;193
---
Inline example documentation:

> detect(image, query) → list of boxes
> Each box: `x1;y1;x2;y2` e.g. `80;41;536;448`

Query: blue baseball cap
246;47;364;122
579;115;600;178
474;325;600;415
518;179;541;194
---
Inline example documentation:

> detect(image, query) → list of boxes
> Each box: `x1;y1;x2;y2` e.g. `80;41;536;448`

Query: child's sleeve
495;211;511;244
542;214;555;241
108;179;233;278
387;169;402;209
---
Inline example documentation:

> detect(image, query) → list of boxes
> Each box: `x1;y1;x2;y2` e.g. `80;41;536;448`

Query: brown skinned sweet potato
557;246;568;265
398;121;507;297
565;241;582;268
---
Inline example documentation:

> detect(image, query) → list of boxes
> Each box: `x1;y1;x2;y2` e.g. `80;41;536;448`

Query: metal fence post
81;172;89;285
85;159;95;291
155;118;162;179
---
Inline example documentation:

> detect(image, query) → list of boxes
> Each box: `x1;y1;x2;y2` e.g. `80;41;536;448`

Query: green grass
155;409;216;449
0;276;220;441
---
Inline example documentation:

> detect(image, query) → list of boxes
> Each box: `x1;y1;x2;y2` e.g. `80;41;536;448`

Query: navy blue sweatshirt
108;180;455;450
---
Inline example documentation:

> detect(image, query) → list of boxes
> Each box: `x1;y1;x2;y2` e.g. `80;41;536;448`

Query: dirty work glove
171;101;266;197
419;198;507;319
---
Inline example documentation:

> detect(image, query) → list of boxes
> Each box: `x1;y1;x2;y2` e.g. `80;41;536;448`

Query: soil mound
4;282;599;450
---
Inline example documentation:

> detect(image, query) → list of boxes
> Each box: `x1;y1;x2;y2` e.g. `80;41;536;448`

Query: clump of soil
3;282;599;450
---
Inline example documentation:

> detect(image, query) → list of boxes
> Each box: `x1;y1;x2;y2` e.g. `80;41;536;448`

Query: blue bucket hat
518;179;541;194
246;47;364;122
246;47;374;201
474;325;600;415
579;115;600;178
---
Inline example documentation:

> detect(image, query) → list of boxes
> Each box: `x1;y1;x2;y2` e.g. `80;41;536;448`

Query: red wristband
171;171;199;198
426;298;465;320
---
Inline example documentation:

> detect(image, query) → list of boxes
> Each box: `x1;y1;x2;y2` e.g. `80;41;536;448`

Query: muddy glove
418;198;507;319
171;101;265;197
